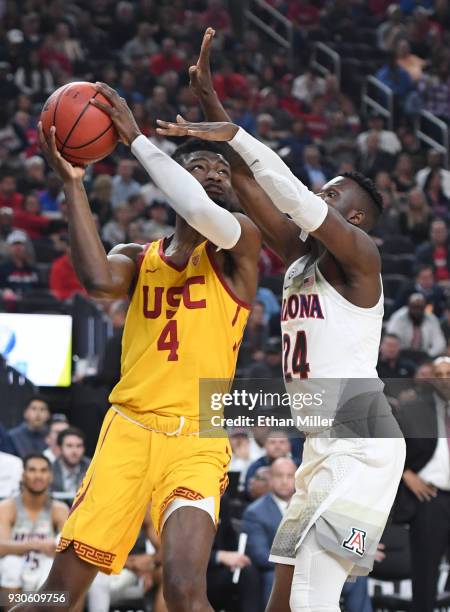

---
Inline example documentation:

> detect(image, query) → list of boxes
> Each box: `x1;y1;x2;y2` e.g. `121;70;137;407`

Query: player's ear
348;209;364;226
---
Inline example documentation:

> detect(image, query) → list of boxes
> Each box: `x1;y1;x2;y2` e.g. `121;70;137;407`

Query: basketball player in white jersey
157;28;406;612
0;454;68;607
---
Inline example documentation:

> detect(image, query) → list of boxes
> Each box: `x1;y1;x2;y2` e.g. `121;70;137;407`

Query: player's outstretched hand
189;27;215;99
90;82;141;146
156;115;238;141
38;122;85;182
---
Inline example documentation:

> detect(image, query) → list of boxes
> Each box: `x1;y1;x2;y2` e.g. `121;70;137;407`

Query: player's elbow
83;279;127;299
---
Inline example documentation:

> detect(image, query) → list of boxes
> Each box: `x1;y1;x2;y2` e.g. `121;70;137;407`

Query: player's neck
172;217;205;251
21;489;49;511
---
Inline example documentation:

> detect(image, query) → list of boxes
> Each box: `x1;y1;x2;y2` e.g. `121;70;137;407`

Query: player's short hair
341;171;384;216
23;453;51;469
57;426;85;447
172;138;230;166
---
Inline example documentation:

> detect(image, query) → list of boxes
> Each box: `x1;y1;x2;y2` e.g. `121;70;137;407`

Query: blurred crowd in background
0;0;450;610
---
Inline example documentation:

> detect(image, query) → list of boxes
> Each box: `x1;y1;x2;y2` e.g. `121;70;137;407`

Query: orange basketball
40;82;118;166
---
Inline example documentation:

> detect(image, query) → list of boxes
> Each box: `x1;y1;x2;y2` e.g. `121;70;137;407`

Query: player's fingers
89;98;113;114
95;82;120;105
199;27;215;66
49;126;60;157
37;122;50;155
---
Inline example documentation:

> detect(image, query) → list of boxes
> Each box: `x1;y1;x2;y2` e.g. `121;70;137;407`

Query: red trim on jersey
129;243;151;298
205;242;251;310
136;243;151;274
158;237;193;272
231;305;241;326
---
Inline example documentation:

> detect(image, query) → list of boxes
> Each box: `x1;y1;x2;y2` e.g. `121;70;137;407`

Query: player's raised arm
38;124;140;298
157;118;381;280
91;82;258;257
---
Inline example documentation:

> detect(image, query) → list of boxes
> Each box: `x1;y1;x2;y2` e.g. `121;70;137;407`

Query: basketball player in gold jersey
16;87;261;612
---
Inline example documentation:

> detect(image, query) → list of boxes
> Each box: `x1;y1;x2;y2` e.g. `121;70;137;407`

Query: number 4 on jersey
283;331;310;380
157;320;179;361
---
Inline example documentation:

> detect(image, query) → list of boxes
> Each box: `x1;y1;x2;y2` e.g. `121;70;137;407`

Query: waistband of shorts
111;405;223;437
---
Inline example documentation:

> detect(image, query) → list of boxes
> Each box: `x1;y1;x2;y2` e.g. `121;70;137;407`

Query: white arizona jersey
281;254;383;381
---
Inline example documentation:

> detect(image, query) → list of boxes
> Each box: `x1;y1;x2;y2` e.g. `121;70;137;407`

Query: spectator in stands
247;465;271;501
0;230;40;297
38;172;62;213
49;236;86;302
0;172;23;211
14;49;54;102
258;88;292;134
416;219;450;282
416;149;450;199
418;57;450;122
386;292;446;357
244;429;299;497
149;38;183;77
395;38;426;82
394;356;450;612
391;153;417;193
292;66;326;106
200;0;231;33
377;333;416;379
357;114;402;156
17;156;46;194
0;450;22;498
279;118;312;175
101;202;132;246
122;22;158;64
394;264;446;316
357;132;395;179
7;396;49;459
241;457;296;608
13;193;52;240
247;337;283;379
142;202;173;240
398;188;432;244
51;427;90;499
242;301;270;363
111;159;140;209
423;168;450;218
377;4;408;51
375;52;415;109
116;69;144;106
0;454;68;600
254;114;279;150
96;300;128;390
298;145;332;191
43;414;69;464
89;174;113;226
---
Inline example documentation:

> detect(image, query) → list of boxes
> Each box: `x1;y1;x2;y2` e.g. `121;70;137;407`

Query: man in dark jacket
8;396;49;458
394;356;450;612
51;427;90;500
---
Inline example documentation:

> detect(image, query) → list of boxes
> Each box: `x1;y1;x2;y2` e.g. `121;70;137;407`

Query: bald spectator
8;397;50;458
244;429;299;497
241;458;296;608
111;160;140;208
386;293;446;357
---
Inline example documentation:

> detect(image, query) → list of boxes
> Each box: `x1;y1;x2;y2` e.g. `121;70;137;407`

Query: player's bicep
0;502;14;540
231;171;308;263
89;243;142;298
312;208;381;275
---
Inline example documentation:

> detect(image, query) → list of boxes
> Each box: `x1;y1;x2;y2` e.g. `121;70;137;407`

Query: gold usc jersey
109;238;250;422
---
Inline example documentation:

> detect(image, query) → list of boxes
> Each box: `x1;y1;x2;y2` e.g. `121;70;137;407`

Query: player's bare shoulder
0;497;17;522
108;242;147;262
229;212;261;261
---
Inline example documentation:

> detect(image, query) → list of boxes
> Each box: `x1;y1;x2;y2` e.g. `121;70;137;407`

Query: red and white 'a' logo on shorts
342;528;367;556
